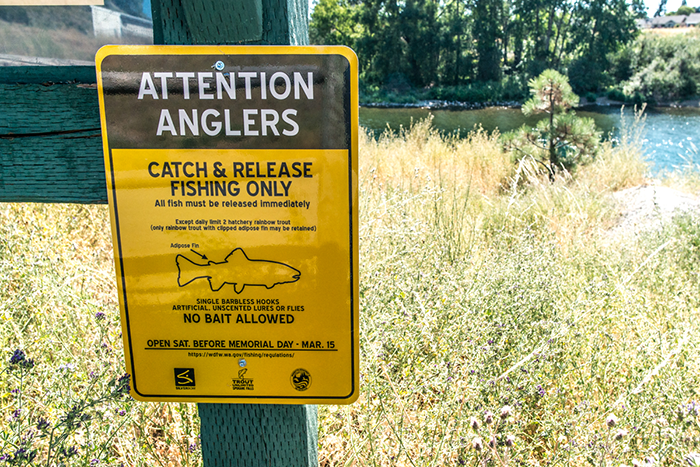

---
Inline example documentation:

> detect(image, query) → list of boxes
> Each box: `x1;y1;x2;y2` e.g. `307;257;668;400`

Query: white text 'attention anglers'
136;71;315;137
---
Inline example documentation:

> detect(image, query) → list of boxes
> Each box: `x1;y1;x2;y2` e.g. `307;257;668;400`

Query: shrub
505;69;600;177
619;32;700;102
607;87;627;102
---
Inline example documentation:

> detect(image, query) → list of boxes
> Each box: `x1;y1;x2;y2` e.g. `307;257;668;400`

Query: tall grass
1;117;699;466
320;118;700;466
0;205;200;466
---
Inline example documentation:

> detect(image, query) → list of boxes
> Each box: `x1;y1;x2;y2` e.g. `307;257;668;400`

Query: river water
359;106;700;175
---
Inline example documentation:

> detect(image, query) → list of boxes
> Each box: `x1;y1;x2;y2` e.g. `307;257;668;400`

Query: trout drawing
176;248;300;294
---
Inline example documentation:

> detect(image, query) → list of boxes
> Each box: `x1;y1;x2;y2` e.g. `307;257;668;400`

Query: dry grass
0;203;200;466
643;27;696;36
1;118;698;466
319;119;699;466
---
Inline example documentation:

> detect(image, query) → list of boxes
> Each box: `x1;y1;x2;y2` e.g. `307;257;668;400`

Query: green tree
620;32;700;102
514;0;572;75
307;0;644;100
400;0;442;86
438;0;472;85
654;0;667;17
567;0;644;93
309;0;363;47
672;5;695;15
506;69;599;177
473;0;503;82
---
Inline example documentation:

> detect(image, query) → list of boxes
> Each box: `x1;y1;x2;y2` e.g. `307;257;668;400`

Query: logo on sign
174;368;196;389
290;368;312;391
231;368;255;391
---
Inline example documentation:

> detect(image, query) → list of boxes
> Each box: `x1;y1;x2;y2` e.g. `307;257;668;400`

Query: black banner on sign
100;54;351;150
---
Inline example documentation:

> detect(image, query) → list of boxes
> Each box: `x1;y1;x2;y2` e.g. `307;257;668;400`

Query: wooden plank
198;404;318;467
0;132;105;204
0;78;105;204
0;65;96;84
182;0;263;43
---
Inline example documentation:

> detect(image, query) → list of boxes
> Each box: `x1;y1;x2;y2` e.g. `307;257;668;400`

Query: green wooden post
148;1;317;464
0;1;319;465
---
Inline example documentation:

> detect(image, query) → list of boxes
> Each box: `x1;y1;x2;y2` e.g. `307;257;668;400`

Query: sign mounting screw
238;358;247;367
214;61;225;71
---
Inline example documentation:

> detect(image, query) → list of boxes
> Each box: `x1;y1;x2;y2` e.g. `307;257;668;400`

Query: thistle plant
1;347;132;466
463;405;518;465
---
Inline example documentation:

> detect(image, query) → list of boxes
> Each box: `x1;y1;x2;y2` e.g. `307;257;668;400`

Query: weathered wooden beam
0;65;95;84
0;67;105;204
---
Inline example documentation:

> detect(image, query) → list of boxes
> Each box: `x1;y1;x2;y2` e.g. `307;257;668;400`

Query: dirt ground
609;183;700;236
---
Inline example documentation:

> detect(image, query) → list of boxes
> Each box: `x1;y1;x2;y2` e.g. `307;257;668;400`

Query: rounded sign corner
333;46;359;68
94;45;116;67
339;388;360;405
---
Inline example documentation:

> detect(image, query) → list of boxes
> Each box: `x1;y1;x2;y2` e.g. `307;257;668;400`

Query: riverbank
361;96;700;110
582;96;700;109
361;99;522;111
331;121;700;465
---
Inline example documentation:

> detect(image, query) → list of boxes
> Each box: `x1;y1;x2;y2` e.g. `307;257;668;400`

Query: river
359;106;700;175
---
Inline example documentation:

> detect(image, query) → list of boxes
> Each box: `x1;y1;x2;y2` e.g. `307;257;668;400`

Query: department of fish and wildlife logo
176;248;300;294
174;368;195;389
231;368;254;391
290;368;311;391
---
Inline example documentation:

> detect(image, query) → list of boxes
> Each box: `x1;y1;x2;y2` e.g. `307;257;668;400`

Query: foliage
308;0;363;48
4;116;700;466
1;347;131;466
505;70;600;176
320;118;700;465
654;0;667;17
309;0;644;97
567;0;646;93
670;5;696;16
0;204;201;466
359;76;528;104
473;0;502;82
522;70;579;114
427;77;527;102
615;31;700;102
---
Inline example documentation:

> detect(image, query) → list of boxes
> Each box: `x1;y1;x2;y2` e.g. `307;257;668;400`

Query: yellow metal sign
95;45;358;404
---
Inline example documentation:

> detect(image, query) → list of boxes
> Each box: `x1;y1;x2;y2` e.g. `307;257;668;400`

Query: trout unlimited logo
231;368;254;391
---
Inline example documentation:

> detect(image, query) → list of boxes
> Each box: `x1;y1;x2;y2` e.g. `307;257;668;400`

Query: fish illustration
176;248;300;294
